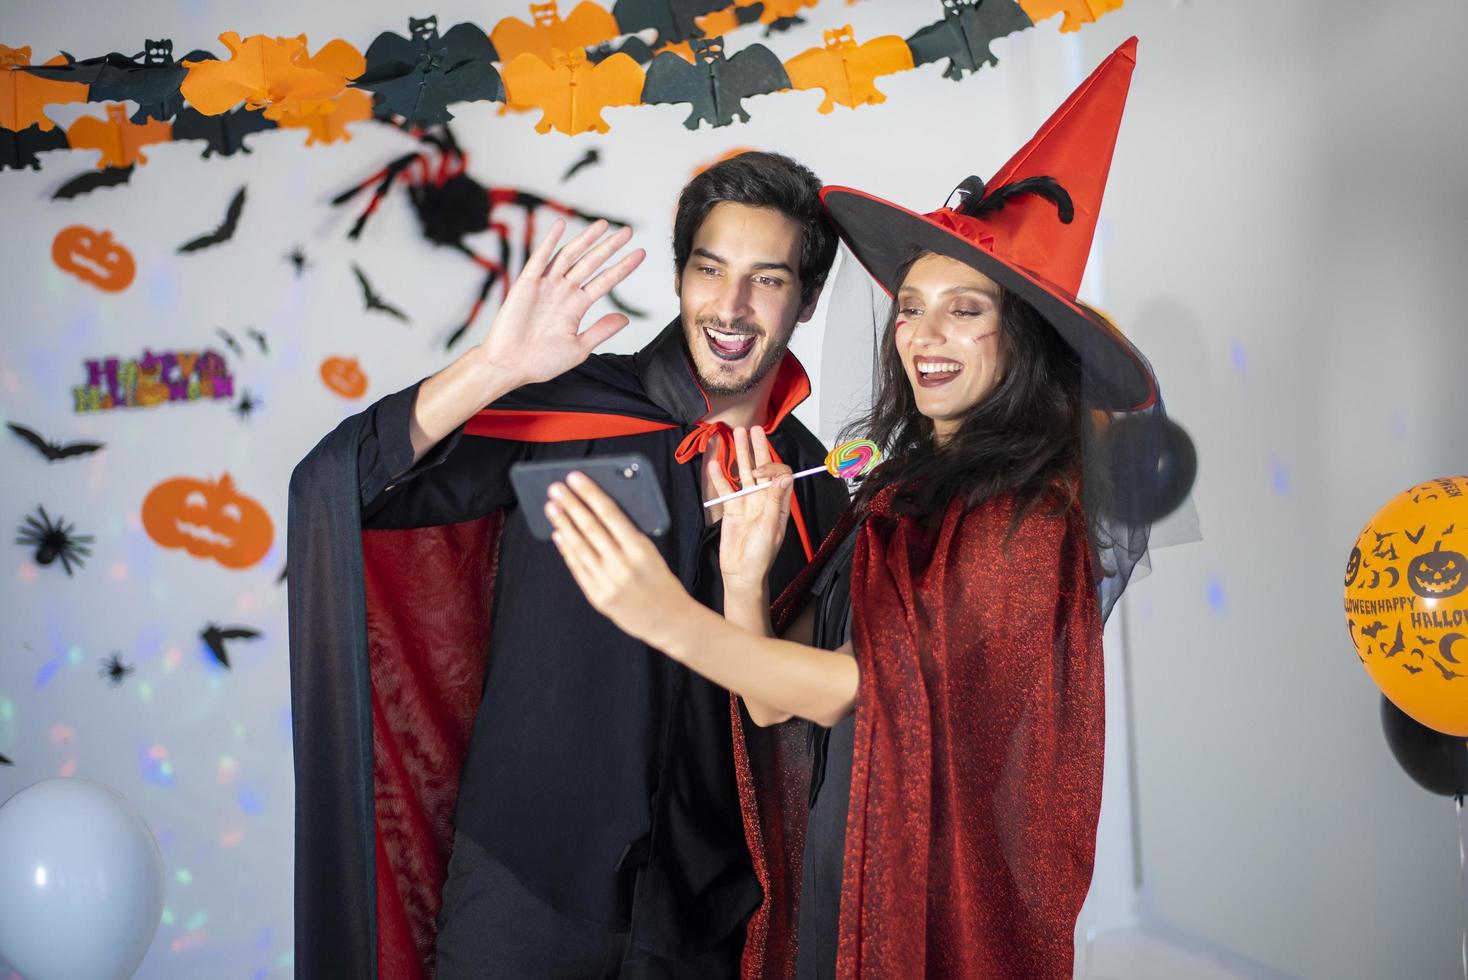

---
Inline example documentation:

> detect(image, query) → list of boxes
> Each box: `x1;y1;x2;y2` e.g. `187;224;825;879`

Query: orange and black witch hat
821;37;1154;412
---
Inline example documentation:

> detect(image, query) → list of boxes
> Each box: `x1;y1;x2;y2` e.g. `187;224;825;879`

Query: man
289;152;846;979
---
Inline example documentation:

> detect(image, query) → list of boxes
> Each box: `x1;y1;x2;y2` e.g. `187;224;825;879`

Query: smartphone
510;453;671;542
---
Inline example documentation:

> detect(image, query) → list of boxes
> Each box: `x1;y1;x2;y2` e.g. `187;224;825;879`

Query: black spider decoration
233;389;262;421
16;506;94;575
98;652;135;687
332;126;636;350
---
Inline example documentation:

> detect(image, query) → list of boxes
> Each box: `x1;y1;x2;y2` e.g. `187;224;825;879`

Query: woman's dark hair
847;249;1095;529
673;151;838;308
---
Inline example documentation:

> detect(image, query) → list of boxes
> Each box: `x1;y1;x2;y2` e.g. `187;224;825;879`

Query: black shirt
361;322;848;957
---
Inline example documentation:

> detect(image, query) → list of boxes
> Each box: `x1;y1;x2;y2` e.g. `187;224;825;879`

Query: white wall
1081;2;1468;977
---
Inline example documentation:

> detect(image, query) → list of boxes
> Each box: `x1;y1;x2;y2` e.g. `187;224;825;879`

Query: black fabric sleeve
357;379;524;529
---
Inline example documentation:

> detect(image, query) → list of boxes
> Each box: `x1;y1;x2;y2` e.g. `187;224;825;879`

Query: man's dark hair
673;151;838;307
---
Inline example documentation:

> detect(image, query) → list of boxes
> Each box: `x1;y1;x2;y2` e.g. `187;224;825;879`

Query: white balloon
0;778;164;980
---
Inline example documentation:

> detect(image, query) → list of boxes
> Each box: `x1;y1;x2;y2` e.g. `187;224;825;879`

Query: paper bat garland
1;124;67;170
1;45;90;131
642;36;790;129
492;2;621;64
358;16;503;125
271;89;374;145
179;32;365;119
785;24;913;113
613;0;731;51
21;39;217;123
502;47;643;135
907;0;1032;80
172;105;278;157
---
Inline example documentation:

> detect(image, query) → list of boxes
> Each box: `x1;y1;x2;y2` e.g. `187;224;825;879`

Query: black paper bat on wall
906;0;1033;80
22;38;217;122
357;15;504;125
613;0;731;51
1;125;69;171
172;105;278;157
642;35;789;128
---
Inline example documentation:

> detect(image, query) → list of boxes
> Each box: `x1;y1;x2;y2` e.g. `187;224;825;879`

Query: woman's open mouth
914;358;963;388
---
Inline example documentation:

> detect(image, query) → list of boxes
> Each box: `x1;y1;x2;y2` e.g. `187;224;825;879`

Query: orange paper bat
502;47;643;135
784;25;913;114
698;0;818;36
491;2;621;64
1;45;90;131
1019;0;1124;32
66;104;172;168
272;88;373;145
180;32;365;119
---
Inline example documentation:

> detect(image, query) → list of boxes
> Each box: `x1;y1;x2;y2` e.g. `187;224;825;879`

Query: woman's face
894;253;1007;444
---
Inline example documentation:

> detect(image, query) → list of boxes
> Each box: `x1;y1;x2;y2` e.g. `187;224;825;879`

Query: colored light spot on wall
165;646;183;670
66;645;82;665
176;868;193;886
0;700;12;721
109;562;128;581
49;725;74;746
236;593;260;615
1269;458;1289;495
149;744;168;760
1229;340;1246;375
232;722;248;741
35;657;61;689
18;563;37;583
138;682;154;702
59;758;77;777
238;785;264;815
140;744;174;787
161;907;175;925
1206;576;1227;613
170;928;207;954
185;910;206;929
219;828;245;848
218;756;239;783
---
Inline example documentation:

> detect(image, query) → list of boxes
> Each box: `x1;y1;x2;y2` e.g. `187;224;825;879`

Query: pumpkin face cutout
142;473;273;569
1408;542;1467;600
52;225;136;292
320;356;367;399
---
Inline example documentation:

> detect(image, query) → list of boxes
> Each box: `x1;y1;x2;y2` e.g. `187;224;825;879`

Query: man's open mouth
704;326;758;361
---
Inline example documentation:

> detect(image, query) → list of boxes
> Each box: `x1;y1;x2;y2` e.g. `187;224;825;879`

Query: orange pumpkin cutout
320;356;368;398
142;473;274;569
52;225;136;292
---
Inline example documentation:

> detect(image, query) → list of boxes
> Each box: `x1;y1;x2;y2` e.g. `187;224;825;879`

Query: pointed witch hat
820;37;1154;411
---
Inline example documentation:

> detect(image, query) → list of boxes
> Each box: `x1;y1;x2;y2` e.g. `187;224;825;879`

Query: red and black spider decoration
16;505;94;576
332;126;645;350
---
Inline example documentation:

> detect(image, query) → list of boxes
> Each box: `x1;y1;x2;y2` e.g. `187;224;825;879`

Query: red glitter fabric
837;485;1105;978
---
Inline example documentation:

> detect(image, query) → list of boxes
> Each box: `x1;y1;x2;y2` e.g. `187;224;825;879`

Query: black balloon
1380;695;1468;797
1104;414;1198;524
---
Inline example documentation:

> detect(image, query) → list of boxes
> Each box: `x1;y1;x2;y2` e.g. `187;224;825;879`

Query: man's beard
692;315;791;397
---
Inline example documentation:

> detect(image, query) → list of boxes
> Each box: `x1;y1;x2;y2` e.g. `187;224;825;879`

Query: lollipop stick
703;465;827;509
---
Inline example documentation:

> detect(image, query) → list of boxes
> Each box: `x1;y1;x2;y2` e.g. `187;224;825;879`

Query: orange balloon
1345;476;1468;736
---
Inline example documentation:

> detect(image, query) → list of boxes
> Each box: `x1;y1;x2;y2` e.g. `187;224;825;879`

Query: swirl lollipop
704;438;882;508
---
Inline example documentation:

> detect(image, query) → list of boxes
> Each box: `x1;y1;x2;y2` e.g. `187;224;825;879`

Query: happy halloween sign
72;349;235;413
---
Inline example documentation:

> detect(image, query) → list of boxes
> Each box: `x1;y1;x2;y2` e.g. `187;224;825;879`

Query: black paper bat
907;0;1033;81
613;0;731;50
0;124;69;171
285;245;312;276
352;263;410;322
23;39;217;122
246;328;269;354
562;148;601;181
172;106;277;157
0;753;11;766
276;564;288;585
642;36;790;129
608;289;648;319
587;36;656;65
7;423;104;462
358;16;502;125
52;166;135;199
215;328;243;356
178;187;246;253
200;623;260;669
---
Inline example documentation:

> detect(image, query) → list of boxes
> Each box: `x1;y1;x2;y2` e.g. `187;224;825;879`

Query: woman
546;38;1161;979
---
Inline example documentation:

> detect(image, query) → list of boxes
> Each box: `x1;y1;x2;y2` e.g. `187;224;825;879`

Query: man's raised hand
478;218;646;388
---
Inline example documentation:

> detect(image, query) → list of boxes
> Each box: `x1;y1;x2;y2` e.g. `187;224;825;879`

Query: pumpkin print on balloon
320;356;367;399
52;225;136;292
1344;475;1468;736
141;473;273;569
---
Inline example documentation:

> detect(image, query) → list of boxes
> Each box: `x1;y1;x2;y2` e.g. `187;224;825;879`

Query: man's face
676;202;817;398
